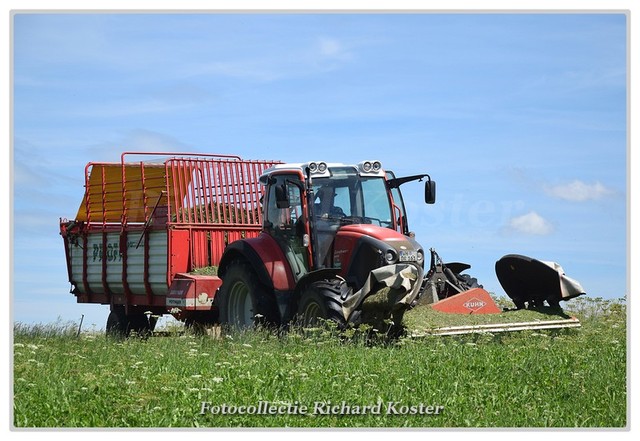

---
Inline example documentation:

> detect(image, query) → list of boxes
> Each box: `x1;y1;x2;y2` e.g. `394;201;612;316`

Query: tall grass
13;297;626;428
13;318;79;338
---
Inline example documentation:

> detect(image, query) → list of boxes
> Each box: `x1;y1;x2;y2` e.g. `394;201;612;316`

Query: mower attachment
495;254;586;309
416;249;501;314
418;249;483;304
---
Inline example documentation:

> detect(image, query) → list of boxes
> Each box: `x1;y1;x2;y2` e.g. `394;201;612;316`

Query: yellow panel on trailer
74;163;186;223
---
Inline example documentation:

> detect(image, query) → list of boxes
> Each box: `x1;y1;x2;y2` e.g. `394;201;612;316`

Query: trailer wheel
296;279;348;329
128;314;156;337
107;308;157;337
106;308;128;337
217;261;279;330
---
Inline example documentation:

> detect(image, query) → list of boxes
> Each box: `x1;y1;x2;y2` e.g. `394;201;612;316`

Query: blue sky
11;12;628;328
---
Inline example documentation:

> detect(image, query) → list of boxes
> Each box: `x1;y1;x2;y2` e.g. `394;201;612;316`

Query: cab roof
259;160;385;184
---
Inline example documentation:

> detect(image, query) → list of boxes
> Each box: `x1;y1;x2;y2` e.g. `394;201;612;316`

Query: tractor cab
260;161;435;277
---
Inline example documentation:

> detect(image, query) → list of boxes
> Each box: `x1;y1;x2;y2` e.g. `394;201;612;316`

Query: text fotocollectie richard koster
199;400;445;416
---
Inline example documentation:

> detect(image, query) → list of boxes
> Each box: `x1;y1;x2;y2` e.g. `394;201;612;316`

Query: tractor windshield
312;171;393;228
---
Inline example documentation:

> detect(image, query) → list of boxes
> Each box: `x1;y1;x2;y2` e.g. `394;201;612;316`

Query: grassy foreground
13;297;626;428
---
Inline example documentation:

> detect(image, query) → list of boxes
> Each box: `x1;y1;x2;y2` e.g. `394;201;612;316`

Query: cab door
263;174;311;281
386;171;409;235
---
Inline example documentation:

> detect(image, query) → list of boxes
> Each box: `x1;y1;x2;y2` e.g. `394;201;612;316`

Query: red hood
338;224;408;242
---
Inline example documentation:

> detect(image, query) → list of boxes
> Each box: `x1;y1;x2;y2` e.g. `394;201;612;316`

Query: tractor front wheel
296;279;349;329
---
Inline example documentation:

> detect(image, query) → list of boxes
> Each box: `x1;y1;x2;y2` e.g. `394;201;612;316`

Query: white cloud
122;129;190;153
84;129;191;163
544;180;614;202
507;211;554;236
318;37;350;59
181;39;353;83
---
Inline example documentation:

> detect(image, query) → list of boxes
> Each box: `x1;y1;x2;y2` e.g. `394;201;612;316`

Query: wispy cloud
13;138;79;188
86;129;192;162
179;59;284;82
544;180;614;202
122;129;191;153
506;211;554;236
317;37;352;60
179;36;355;82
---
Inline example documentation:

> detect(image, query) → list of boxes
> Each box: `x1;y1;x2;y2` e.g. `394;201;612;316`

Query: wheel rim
302;301;322;326
228;281;254;328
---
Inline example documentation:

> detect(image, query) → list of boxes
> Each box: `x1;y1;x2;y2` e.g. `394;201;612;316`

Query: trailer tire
296;279;348;329
106;310;156;337
128;314;156;337
106;308;128;338
217;261;279;330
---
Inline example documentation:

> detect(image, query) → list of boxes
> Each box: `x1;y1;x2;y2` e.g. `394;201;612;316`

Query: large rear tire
217;261;279;330
296;279;349;328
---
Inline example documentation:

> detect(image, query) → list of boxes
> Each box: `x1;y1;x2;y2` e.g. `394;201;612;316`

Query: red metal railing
164;156;270;227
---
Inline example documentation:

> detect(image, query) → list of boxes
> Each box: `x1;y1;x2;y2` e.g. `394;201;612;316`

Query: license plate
399;250;418;262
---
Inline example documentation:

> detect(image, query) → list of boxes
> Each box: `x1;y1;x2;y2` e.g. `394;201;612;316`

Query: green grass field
13;297;626;428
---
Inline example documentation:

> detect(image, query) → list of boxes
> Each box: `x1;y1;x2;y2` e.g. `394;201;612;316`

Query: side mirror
275;183;290;209
425;180;436;204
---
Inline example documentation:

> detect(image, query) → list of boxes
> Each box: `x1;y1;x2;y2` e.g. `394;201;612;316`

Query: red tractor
215;160;437;330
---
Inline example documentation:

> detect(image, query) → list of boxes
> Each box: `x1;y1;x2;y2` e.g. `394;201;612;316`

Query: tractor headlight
307;161;327;174
359;160;382;174
385;250;397;263
416;249;424;264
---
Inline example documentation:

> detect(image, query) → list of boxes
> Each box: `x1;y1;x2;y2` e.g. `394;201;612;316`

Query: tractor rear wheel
296;279;349;328
217;261;279;330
